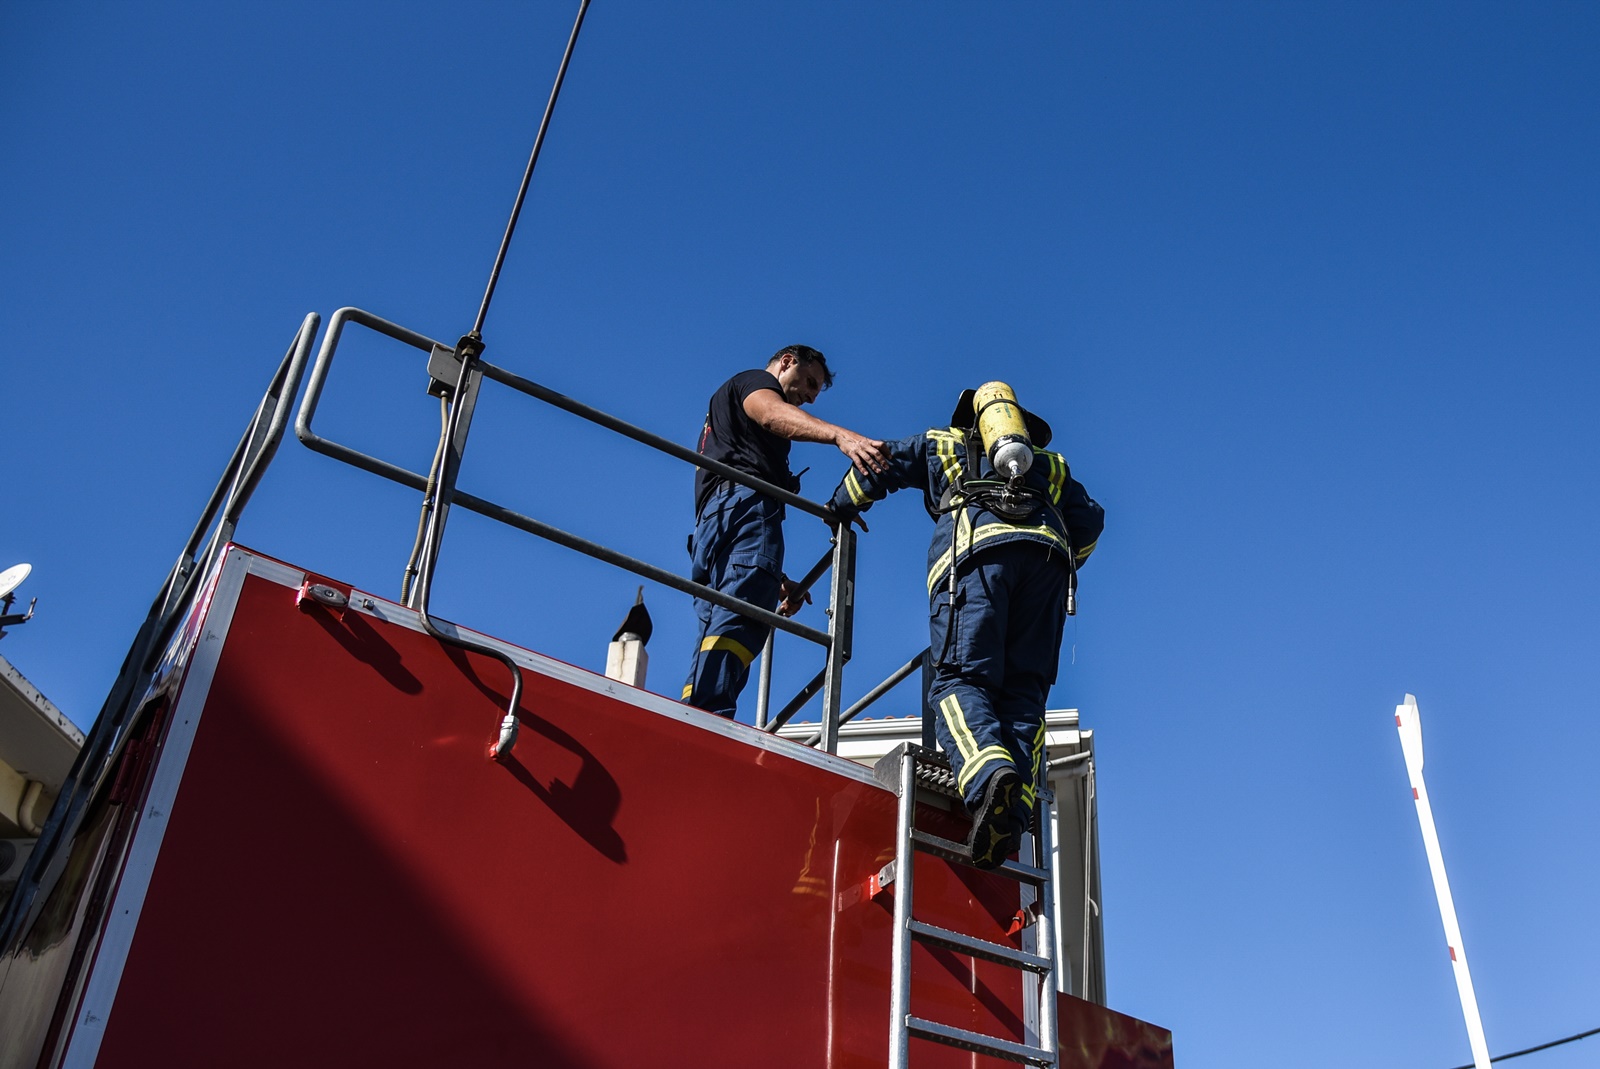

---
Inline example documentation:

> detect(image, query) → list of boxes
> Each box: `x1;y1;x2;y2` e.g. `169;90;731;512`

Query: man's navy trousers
682;483;783;718
927;541;1071;811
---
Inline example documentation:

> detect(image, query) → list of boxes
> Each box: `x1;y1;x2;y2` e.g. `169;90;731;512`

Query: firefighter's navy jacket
827;427;1104;594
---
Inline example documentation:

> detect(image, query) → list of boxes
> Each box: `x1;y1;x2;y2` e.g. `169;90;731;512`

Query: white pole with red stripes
1395;693;1492;1069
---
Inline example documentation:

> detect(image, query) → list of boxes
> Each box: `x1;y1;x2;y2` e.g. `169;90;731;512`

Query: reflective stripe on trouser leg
926;544;1068;808
1022;719;1048;806
927;557;1014;808
938;693;1014;798
683;563;780;719
683;484;784;719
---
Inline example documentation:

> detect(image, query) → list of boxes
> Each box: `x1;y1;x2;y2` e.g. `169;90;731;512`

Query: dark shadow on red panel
440;646;627;864
304;606;423;695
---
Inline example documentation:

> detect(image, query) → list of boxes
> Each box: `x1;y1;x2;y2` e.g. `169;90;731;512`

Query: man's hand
835;429;890;476
777;576;813;618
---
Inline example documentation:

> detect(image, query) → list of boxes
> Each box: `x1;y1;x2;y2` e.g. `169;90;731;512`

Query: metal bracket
1005;900;1042;937
296;578;351;618
837;858;897;913
425;343;461;400
870;859;897;898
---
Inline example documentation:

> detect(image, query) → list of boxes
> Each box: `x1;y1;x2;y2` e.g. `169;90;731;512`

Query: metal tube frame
887;751;917;1069
1032;784;1061;1061
797;647;925;748
0;314;320;953
293;307;860;745
754;631;774;730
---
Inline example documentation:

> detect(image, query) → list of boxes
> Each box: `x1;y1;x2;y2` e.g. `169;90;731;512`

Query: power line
1445;1025;1600;1069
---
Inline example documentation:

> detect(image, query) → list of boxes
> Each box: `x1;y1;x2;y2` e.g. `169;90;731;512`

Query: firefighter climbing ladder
873;743;1061;1067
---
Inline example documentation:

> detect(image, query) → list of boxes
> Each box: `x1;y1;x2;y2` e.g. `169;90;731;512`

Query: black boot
965;767;1022;869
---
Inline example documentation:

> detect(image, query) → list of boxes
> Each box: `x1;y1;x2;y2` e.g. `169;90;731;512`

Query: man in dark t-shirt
683;344;889;719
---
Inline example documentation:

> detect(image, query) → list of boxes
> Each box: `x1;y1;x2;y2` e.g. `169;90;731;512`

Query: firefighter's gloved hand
832;496;870;534
826;501;869;534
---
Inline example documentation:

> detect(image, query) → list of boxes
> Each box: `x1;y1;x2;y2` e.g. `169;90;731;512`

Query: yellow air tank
973;381;1033;478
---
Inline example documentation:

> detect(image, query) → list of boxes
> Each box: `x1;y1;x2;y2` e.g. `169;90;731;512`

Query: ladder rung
910;830;1049;884
906;1015;1055;1066
907;920;1052;974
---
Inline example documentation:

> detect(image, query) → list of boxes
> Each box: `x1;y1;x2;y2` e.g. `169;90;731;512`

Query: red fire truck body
0;545;1169;1067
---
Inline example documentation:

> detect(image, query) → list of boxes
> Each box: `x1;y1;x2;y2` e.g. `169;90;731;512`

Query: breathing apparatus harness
929;391;1078;670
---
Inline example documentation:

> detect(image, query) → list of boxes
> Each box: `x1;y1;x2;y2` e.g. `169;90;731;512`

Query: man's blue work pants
683;484;784;719
926;541;1071;811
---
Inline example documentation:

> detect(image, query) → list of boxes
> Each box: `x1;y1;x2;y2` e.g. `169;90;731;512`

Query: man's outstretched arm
743;390;890;476
826;432;931;523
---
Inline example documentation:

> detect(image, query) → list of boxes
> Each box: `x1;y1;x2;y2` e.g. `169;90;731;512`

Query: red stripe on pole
1413;788;1419;799
1395;715;1403;726
1449;946;1458;961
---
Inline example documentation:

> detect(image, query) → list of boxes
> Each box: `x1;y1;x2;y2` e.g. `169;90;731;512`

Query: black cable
471;0;591;338
1445;1025;1600;1069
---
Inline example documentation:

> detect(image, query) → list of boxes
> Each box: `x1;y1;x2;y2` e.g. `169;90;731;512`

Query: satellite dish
0;563;31;600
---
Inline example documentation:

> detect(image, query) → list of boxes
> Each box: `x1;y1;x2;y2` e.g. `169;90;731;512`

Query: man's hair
768;344;833;390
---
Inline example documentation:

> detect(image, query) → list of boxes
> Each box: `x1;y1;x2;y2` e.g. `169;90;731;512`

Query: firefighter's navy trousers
683;483;784;719
927;541;1071;811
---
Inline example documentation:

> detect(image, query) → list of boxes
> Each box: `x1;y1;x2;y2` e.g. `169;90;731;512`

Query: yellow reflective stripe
1074;538;1097;565
928;428;963;487
844;468;869;506
700;635;756;667
681;684;694;699
1049;452;1066;504
926;518;1073;593
1025;719;1048;799
939;693;979;763
926;509;976;594
957;747;1015;795
940;694;1016;794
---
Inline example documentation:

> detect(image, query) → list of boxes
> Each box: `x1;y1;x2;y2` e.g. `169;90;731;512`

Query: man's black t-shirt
694;369;793;515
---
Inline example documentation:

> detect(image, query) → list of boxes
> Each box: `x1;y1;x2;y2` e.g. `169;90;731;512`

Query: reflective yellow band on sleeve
844;468;869;506
1074;539;1097;565
1046;452;1067;505
700;635;756;667
681;684;694;700
928;429;963;487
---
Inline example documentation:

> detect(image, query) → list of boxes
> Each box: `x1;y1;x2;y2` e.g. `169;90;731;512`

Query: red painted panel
90;556;1038;1068
1057;994;1175;1068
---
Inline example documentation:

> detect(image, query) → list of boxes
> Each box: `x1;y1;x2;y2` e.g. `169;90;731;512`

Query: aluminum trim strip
60;548;253;1069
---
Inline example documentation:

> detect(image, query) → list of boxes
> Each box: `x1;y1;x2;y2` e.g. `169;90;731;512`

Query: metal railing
0;305;936;954
0;314;321;952
294;307;860;753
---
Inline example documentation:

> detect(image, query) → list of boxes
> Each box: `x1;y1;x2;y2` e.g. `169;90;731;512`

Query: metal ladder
872;742;1060;1068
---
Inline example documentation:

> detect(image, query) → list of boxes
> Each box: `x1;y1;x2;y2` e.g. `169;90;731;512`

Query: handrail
293;306;858;750
797;649;927;747
293;311;831;648
479;360;833;521
0;314;320;953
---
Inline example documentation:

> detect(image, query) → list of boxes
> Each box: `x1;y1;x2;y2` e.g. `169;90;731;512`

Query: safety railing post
754;631;774;729
818;525;856;754
405;350;485;609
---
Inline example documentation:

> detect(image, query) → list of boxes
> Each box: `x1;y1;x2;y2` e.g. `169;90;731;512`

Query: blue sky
3;2;1597;1065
